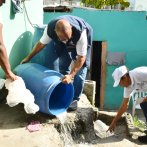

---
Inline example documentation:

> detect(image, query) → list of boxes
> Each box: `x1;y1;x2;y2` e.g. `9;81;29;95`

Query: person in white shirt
21;15;93;111
107;65;147;144
0;0;17;81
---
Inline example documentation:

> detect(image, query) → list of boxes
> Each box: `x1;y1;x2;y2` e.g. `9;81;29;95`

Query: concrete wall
44;9;147;109
0;0;43;78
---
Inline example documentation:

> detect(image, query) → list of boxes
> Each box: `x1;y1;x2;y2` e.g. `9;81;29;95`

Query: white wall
0;0;43;78
135;0;147;11
125;0;147;11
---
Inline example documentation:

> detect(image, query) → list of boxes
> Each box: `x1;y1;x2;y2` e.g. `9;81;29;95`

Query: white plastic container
94;120;114;138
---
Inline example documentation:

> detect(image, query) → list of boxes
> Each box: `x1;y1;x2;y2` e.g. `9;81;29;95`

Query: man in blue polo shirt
21;15;93;111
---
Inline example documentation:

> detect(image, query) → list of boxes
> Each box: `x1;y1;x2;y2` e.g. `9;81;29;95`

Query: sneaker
67;100;78;111
138;135;147;144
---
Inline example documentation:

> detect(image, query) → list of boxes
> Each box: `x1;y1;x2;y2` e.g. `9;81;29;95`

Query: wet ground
0;94;147;147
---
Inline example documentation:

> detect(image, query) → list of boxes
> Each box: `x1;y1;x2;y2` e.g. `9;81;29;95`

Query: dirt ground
76;122;146;147
0;94;147;147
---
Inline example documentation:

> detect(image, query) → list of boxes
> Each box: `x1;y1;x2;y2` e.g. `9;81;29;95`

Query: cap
112;66;128;87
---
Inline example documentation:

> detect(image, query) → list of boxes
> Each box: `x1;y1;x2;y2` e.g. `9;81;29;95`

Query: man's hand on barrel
20;57;30;64
61;74;73;84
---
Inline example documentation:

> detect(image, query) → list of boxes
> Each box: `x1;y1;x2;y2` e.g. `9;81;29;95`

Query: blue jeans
59;47;87;101
140;102;147;123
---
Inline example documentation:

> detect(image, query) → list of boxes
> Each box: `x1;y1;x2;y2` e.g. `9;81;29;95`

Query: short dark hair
0;0;5;6
121;71;129;80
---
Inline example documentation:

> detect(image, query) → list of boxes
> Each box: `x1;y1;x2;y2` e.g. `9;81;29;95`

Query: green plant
82;0;130;10
133;116;146;129
93;100;95;107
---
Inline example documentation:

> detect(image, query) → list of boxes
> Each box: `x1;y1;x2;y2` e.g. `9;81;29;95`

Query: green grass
133;116;146;129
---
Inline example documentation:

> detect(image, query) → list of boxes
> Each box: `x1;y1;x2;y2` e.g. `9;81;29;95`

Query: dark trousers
140;102;147;123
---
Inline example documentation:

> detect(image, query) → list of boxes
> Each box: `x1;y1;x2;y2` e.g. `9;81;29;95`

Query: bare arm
61;55;86;84
0;24;17;80
21;41;47;64
107;97;130;133
70;55;86;77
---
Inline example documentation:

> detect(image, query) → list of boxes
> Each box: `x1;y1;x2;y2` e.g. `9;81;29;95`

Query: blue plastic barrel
14;63;74;115
31;25;59;72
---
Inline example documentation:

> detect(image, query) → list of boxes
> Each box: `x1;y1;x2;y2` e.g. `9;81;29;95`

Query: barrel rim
45;80;61;115
45;81;74;115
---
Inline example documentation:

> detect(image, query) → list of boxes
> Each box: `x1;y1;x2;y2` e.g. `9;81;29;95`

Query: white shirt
0;11;3;25
124;67;147;98
40;27;87;56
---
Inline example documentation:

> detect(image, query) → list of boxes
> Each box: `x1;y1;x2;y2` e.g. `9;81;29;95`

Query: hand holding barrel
61;74;73;84
21;57;30;64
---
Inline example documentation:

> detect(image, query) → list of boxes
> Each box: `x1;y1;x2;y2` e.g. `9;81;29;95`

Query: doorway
91;41;102;108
